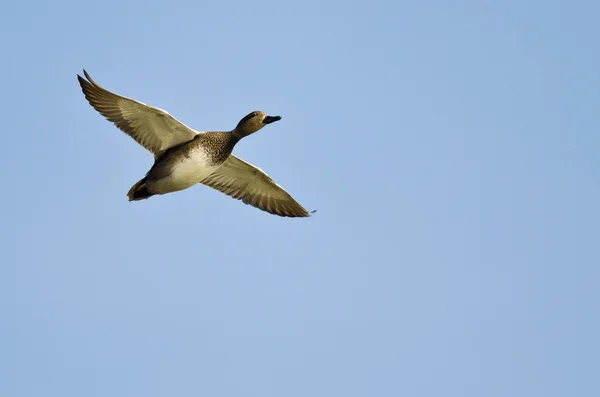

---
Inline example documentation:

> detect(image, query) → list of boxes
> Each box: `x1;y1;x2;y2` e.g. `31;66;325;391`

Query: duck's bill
263;115;282;124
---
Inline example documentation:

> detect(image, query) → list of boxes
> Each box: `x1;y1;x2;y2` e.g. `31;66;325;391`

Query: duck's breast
149;146;222;194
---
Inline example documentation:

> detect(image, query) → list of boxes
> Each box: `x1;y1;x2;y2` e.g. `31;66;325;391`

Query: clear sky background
2;1;599;396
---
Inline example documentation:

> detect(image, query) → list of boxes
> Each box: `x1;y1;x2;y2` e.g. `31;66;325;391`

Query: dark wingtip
77;69;88;80
77;74;88;94
77;69;89;86
78;69;99;87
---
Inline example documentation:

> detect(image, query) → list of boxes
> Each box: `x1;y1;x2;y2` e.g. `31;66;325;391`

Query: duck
77;70;313;218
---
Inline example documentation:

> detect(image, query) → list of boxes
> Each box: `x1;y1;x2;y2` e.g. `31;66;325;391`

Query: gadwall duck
77;70;313;218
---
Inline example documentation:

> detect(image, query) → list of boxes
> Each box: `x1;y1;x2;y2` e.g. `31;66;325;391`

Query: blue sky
2;0;599;396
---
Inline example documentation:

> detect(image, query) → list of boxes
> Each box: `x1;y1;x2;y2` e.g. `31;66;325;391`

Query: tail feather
127;178;154;201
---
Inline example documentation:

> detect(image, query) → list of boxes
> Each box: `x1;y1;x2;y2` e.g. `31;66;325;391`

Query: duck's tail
127;177;154;201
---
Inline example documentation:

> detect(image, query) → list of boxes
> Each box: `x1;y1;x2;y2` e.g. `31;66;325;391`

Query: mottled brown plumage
77;69;313;218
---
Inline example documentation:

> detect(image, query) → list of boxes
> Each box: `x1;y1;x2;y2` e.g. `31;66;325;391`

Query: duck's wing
200;155;312;218
77;69;198;156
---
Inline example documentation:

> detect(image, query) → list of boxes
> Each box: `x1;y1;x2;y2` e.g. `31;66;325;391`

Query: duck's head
233;111;281;138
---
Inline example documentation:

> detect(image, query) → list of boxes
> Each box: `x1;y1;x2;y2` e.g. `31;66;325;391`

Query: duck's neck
231;128;250;144
228;130;244;148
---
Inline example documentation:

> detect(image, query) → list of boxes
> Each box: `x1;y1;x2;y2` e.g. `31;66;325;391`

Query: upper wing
77;69;198;155
200;155;312;218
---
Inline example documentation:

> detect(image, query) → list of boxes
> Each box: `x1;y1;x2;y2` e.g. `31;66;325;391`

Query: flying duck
77;70;312;218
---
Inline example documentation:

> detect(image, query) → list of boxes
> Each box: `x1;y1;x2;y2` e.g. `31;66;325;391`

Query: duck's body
129;132;234;200
77;69;312;217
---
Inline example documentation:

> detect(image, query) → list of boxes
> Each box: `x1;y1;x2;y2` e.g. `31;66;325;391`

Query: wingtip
78;69;96;86
77;69;89;84
76;72;92;94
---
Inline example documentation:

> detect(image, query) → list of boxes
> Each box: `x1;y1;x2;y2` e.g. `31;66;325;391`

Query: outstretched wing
77;69;197;155
200;155;312;218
